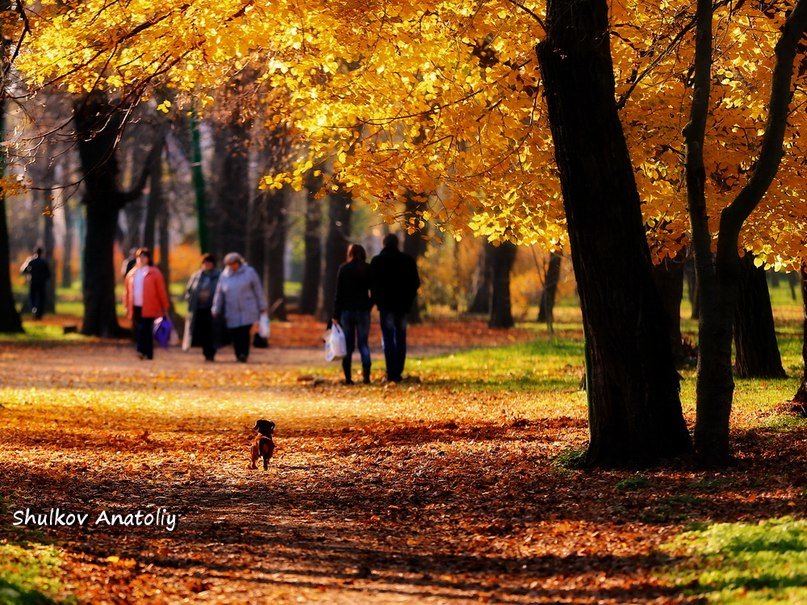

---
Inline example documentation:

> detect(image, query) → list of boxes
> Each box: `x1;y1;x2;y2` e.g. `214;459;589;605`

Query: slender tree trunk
489;242;517;329
403;194;428;324
468;242;493;314
538;251;562;324
61;199;74;289
264;187;288;320
651;254;685;366
689;0;806;464
142;142;164;252
40;180;57;314
158;171;169;283
734;253;785;378
319;187;352;321
299;169;323;315
537;0;691;466
792;263;807;408
210;119;250;259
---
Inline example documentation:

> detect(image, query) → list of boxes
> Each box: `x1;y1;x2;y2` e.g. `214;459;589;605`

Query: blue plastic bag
153;316;173;349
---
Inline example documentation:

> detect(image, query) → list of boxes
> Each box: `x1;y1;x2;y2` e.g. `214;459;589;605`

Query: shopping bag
153;316;173;349
258;312;270;338
324;323;347;361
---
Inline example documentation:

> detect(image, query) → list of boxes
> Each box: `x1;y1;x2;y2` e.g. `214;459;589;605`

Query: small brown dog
249;420;276;470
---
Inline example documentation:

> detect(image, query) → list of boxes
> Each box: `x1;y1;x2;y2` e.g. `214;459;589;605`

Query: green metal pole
190;106;209;254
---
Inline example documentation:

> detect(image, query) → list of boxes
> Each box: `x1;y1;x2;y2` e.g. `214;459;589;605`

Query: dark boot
362;364;371;384
342;357;354;385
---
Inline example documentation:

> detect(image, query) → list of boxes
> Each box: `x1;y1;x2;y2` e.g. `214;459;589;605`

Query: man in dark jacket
369;233;420;382
20;247;51;319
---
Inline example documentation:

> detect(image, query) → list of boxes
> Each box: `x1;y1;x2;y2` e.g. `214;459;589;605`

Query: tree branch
720;0;807;236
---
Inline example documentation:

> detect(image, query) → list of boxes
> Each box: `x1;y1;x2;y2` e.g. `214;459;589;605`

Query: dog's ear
268;421;276;433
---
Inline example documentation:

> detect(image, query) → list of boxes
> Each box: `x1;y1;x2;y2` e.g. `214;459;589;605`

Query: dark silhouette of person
369;234;420;382
20;247;51;319
333;243;373;384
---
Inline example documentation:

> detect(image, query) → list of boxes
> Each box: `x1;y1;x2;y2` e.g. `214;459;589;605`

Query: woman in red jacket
124;248;169;360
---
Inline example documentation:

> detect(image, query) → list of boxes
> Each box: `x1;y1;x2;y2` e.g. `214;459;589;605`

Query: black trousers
193;308;217;360
229;325;251;360
29;284;46;318
133;306;155;359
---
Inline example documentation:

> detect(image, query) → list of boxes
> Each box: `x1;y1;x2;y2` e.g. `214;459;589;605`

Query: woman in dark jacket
183;253;221;361
333;244;373;384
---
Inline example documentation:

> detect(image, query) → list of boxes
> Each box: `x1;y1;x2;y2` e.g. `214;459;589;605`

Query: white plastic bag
324;324;347;361
258;312;270;338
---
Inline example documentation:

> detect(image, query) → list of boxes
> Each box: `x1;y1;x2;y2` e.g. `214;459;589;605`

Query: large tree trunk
538;251;562;325
489;242;517;329
75;95;157;337
75;95;128;338
299;169;323;315
468;242;493;314
733;253;786;378
319;187;352;321
651;254;685;366
537;0;691;466
793;263;807;408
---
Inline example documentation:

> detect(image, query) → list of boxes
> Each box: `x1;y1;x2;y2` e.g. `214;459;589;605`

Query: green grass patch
0;542;73;604
410;337;585;391
0;325;88;344
666;517;807;603
551;447;587;470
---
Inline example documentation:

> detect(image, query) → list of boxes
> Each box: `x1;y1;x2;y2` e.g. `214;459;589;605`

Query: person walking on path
333;243;373;385
183;253;221;361
369;234;420;383
123;248;169;360
20;247;51;319
212;252;267;363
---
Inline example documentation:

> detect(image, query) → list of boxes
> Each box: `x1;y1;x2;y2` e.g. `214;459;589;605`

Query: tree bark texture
489;242;516;329
319;188;352;321
538;251;562;324
651;254;685;366
537;0;691;466
733;253;786;378
299;169;323;315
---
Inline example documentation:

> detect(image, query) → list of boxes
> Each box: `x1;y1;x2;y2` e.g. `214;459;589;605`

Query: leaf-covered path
1;318;804;604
